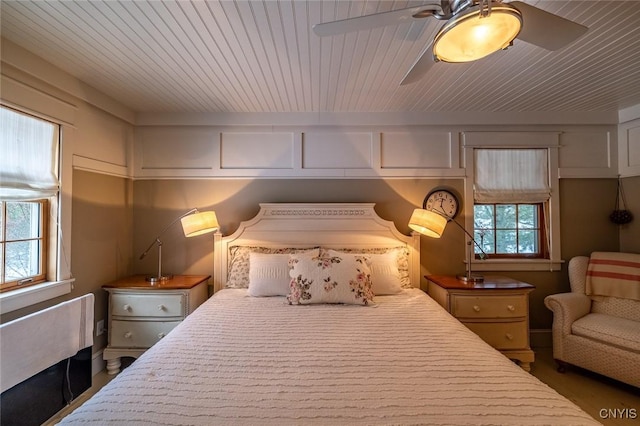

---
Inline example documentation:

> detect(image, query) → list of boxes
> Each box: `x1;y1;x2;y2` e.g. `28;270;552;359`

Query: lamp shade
433;4;522;63
408;209;448;238
181;211;219;237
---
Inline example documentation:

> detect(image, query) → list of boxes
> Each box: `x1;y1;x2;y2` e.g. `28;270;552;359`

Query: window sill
470;259;564;272
0;279;74;314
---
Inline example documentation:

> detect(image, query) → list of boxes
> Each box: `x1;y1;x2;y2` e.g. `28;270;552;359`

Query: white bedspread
60;289;599;425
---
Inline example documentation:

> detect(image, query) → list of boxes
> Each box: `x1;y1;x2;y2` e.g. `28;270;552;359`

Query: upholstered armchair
544;253;640;388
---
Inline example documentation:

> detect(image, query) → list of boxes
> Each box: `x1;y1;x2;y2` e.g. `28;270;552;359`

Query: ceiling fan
313;0;588;85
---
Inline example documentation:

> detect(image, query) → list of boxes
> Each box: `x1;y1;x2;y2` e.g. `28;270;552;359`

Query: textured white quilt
60;289;599;425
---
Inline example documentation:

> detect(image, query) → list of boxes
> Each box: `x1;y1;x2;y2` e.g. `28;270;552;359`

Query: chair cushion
572;313;640;353
592;296;640;322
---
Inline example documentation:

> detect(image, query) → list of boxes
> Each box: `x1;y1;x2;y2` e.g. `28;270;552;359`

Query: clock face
424;189;459;218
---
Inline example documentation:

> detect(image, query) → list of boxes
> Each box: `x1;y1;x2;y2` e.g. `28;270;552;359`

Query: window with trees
474;203;547;258
473;148;550;260
1;200;48;290
0;106;59;292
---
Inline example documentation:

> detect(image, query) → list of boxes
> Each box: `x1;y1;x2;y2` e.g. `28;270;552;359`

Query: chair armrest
544;292;591;335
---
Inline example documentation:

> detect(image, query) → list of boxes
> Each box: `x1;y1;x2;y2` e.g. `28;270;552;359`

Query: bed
59;203;599;425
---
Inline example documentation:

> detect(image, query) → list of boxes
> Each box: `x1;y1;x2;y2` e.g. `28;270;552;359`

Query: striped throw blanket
586;252;640;301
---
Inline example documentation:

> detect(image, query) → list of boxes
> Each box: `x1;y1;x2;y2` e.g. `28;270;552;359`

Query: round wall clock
423;189;460;219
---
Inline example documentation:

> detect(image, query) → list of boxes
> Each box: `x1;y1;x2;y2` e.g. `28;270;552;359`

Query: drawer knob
157;304;166;311
123;304;132;312
124;331;132;339
473;305;481;312
158;332;165;339
507;305;515;312
506;333;513;340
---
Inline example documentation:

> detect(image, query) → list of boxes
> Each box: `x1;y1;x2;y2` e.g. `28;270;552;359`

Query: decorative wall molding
462;131;560;147
559;131;617;178
135;110;621;127
133;127;465;179
619;119;640;177
221;132;294;169
131;126;623;180
1;74;77;126
73;155;129;179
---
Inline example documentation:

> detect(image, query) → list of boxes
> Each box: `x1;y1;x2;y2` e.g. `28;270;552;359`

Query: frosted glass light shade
408;209;448;238
181;211;219;237
433;5;522;63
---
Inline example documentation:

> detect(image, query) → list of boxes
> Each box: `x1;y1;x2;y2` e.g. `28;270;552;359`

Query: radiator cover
1;347;92;426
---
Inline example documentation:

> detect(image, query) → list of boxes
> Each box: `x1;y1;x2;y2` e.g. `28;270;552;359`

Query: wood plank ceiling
1;0;640;114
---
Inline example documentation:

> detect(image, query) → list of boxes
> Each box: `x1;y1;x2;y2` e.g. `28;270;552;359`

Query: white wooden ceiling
2;0;640;115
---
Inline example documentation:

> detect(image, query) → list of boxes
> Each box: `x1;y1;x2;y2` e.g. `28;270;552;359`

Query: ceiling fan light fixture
433;4;522;63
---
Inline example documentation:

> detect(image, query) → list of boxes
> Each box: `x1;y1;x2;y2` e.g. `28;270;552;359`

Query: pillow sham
321;246;410;289
226;246;318;289
248;253;291;297
349;251;402;294
288;250;374;306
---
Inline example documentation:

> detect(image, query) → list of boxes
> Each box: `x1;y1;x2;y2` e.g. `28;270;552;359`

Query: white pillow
287;250;373;305
364;251;403;294
227;246;319;289
248;252;292;296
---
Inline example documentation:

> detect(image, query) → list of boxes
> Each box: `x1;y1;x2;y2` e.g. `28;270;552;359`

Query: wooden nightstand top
427;275;535;291
103;274;210;290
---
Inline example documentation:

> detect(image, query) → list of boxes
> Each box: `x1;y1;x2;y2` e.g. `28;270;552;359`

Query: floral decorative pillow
321;247;411;288
226;246;318;289
287;250;374;305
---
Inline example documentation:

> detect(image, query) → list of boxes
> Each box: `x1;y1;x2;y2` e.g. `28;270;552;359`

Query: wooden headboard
213;203;420;292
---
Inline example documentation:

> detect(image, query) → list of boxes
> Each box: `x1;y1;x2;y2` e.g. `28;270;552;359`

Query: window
474;203;548;258
473;148;551;261
1;200;48;290
0;106;59;292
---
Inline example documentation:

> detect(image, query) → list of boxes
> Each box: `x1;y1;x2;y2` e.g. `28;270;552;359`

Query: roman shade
0;107;59;201
474;148;550;203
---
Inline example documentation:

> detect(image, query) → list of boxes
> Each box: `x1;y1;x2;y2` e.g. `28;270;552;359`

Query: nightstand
427;275;535;371
102;274;209;374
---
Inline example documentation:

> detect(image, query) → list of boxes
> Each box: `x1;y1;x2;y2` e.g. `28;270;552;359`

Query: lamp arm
428;206;487;259
138;208;199;260
446;217;487;259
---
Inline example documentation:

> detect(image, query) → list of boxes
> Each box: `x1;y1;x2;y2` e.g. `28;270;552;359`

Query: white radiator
0;293;94;392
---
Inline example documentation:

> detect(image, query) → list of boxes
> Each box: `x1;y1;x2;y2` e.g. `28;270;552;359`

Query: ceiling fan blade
511;1;588;51
313;3;443;37
400;43;437;86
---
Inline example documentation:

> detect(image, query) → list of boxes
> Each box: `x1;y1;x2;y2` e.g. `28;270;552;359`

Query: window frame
473;202;548;259
1;199;49;292
462;134;562;272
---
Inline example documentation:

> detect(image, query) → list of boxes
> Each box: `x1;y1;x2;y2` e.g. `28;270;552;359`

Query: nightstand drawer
464;321;528;349
110;320;180;348
452;295;526;319
111;293;185;318
427;275;535;371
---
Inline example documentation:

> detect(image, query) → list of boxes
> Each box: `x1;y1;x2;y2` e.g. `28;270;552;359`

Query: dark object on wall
0;347;92;426
610;177;633;225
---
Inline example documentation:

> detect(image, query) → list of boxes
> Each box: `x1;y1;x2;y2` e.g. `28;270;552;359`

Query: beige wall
132;177;624;330
70;171;134;349
132;179;467;281
620;176;640;253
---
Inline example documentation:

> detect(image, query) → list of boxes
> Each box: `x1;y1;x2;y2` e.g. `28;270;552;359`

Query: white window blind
474;149;550;203
0;107;59;201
